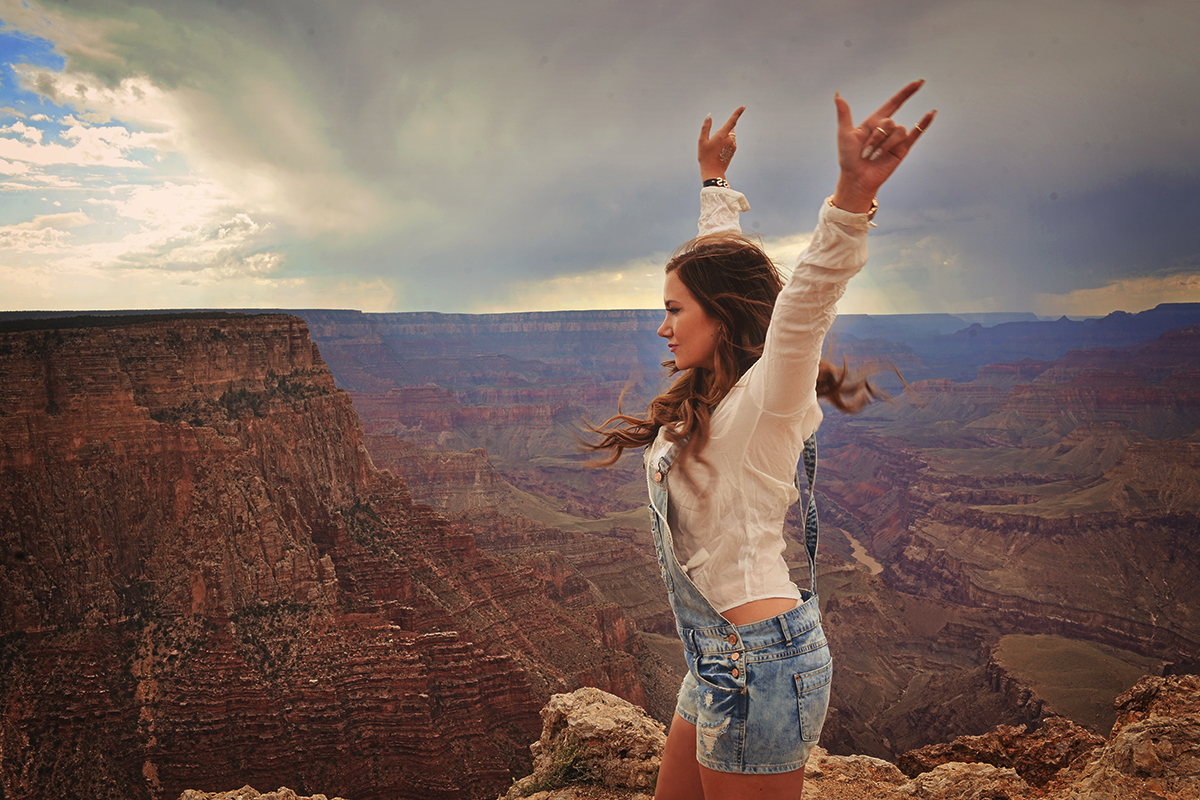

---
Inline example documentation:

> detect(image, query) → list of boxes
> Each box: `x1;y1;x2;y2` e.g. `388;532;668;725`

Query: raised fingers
715;105;745;139
863;79;925;129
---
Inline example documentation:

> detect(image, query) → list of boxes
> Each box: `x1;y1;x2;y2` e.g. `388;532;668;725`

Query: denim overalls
647;435;832;774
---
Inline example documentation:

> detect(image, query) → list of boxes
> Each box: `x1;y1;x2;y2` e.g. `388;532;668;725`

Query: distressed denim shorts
673;594;832;774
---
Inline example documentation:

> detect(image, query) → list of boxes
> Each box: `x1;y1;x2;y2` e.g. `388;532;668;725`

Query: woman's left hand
831;80;936;214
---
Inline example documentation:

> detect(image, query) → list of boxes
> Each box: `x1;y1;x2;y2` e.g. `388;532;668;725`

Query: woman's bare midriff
722;596;799;626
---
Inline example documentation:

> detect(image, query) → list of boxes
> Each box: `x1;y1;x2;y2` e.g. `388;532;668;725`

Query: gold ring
915;124;925;133
875;127;887;136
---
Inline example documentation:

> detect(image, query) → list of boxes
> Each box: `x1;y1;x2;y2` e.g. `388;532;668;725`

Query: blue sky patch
0;26;66;117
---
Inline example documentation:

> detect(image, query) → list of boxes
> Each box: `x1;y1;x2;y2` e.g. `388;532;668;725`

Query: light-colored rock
806;745;908;785
505;687;666;798
899;762;1033;799
177;787;346;800
1054;715;1200;799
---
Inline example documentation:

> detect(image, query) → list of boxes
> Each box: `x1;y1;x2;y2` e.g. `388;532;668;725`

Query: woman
590;80;934;799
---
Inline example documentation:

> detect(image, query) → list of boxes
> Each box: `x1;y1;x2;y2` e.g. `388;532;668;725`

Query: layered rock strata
294;306;1200;762
0;315;647;800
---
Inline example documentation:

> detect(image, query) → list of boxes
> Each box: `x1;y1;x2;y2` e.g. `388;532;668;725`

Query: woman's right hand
698;106;745;183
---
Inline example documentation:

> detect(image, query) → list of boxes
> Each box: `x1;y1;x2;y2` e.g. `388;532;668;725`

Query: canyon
2;302;1199;799
295;303;1200;760
0;314;660;800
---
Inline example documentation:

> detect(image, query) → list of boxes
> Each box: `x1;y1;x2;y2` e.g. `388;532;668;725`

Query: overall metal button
731;667;740;678
653;471;663;483
730;652;740;661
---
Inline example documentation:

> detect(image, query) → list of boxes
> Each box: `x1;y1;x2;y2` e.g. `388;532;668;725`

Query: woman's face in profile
658;270;720;372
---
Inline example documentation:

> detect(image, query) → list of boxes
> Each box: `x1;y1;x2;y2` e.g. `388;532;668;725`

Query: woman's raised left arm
696;106;751;236
754;81;935;420
830;80;936;214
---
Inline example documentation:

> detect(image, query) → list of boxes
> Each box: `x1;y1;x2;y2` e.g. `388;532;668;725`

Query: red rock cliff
0;314;646;800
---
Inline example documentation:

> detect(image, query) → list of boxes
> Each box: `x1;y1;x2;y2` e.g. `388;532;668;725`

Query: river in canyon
843;530;883;574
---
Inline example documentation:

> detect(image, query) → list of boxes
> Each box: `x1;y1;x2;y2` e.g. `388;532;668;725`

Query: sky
1;0;1198;317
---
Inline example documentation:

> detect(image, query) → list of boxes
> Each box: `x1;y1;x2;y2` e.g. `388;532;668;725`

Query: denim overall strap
796;434;819;595
647;444;735;638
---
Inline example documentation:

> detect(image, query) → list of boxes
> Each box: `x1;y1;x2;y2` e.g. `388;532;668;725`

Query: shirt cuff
821;196;874;232
700;185;752;211
699;187;751;235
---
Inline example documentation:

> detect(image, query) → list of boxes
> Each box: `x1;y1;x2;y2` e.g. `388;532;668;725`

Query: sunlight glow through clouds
480;232;819;313
482;257;669;313
1032;273;1200;317
0;25;297;308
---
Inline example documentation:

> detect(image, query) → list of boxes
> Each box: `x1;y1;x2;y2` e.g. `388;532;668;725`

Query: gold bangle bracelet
828;196;878;221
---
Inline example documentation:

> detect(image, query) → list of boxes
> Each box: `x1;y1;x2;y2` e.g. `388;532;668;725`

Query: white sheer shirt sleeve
696;187;871;425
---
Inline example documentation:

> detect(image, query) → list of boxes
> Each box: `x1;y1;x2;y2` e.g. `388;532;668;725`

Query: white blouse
647;186;870;613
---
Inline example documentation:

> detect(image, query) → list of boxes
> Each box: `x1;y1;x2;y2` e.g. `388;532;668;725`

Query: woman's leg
655;712;806;800
654;713;705;800
699;764;805;799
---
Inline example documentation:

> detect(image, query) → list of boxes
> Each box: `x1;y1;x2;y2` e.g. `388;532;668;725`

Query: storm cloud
1;0;1198;315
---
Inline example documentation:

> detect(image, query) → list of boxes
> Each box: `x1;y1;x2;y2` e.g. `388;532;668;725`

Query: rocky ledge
488;674;1200;800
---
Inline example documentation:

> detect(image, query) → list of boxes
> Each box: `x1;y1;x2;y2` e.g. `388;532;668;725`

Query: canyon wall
5;303;1198;778
291;305;1200;761
0;314;648;800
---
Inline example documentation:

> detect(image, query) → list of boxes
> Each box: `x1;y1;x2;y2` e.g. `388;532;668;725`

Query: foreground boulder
1047;675;1200;800
503;687;666;798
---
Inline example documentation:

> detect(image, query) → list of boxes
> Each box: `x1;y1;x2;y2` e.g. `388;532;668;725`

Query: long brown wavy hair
587;232;879;466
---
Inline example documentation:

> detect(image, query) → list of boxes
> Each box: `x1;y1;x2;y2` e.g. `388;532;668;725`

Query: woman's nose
657;315;670;338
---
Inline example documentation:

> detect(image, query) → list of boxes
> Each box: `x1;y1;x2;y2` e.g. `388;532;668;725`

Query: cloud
0;0;1197;315
477;229;819;313
0;157;30;174
1;175;283;290
13;210;90;229
481;256;670;313
1031;272;1200;317
1;120;42;142
0;108;165;170
0;224;73;250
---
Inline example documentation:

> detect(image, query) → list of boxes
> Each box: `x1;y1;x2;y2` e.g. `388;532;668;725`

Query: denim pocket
692;653;745;695
794;657;833;742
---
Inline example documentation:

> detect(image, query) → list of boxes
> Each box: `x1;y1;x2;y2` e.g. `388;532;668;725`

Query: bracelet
828;196;878;222
703;177;731;189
